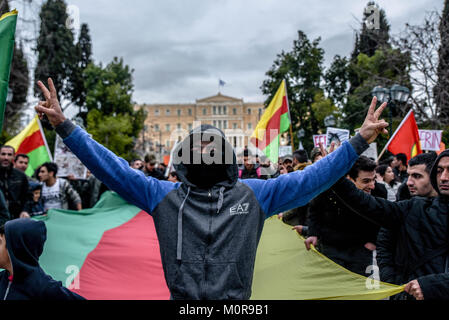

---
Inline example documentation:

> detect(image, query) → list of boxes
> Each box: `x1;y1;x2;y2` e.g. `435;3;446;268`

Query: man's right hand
304;236;318;251
358;96;389;144
34;78;67;127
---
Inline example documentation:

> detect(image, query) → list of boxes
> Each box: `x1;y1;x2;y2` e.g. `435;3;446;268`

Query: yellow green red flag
251;217;404;300
0;9;18;130
6;115;52;177
251;80;291;163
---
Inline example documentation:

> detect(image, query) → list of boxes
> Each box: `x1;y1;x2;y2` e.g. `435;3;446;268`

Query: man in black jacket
331;150;449;300
0;146;29;219
305;156;384;276
376;152;438;291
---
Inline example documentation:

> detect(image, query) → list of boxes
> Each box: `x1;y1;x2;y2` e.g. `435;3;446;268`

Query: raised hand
358;96;389;144
34;78;67;127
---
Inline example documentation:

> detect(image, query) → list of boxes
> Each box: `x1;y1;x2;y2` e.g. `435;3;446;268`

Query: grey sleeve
55;119;77;139
348;133;370;156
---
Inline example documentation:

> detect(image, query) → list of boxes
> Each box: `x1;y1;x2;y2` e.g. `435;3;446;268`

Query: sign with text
279;145;292;158
313;135;327;147
418;130;442;151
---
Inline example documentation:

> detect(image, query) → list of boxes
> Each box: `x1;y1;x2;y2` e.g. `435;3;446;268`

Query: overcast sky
13;0;445;107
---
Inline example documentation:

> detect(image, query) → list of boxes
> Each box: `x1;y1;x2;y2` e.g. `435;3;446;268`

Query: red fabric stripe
16;130;44;154
252;96;289;149
69;211;170;300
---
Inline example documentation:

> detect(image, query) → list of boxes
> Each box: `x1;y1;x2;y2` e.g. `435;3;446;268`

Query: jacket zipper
201;189;213;299
3;281;11;300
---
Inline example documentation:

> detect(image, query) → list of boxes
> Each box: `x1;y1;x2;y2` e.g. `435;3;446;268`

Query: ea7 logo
230;203;250;216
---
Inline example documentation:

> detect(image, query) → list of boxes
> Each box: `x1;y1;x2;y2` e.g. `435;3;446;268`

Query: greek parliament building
135;93;265;161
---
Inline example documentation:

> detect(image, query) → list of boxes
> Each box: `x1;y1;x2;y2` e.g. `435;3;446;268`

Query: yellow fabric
6;115;40;150
251;217;404;300
0;9;18;21
251;80;287;141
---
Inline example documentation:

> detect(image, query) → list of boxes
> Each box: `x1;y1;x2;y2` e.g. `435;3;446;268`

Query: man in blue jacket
35;78;388;300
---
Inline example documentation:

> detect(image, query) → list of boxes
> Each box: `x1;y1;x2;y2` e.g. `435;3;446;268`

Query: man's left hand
404;279;424;300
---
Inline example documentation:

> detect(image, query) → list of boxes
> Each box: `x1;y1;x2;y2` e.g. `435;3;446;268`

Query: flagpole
36;115;53;162
376;109;413;162
283;80;295;151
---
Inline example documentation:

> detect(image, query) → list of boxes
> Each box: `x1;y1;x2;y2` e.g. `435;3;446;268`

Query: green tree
83;57;145;160
0;0;30;134
34;0;76;106
349;2;391;93
69;23;92;112
261;31;324;151
324;55;349;109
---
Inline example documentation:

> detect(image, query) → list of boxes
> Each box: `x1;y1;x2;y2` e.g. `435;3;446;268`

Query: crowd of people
0;78;447;300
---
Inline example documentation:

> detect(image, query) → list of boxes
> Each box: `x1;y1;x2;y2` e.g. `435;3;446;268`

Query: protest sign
313;134;327;147
326;127;350;148
279;145;292;158
54;135;87;179
418;129;442;151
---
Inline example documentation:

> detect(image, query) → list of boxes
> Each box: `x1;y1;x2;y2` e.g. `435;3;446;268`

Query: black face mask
185;163;229;189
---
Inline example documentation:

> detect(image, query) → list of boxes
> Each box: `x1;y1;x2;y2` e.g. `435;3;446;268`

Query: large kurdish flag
36;191;170;300
6;115;52;177
251;80;291;163
38;192;403;300
0;9;18;130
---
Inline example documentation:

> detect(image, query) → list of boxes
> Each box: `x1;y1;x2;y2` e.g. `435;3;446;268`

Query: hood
4;219;47;281
172;124;238;188
430;149;449;196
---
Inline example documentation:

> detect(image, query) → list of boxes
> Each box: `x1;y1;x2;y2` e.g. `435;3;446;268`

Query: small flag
386;110;422;161
0;9;18;130
250;80;291;163
6;115;52;176
219;79;226;87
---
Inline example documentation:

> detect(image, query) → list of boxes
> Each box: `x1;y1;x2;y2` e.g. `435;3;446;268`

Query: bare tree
392;11;446;128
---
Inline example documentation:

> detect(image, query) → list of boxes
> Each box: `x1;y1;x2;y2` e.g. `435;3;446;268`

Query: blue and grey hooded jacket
0;219;85;300
56;120;368;300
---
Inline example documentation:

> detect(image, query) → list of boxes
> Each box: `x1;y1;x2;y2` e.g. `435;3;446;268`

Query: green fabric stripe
262;113;290;163
0;13;17;129
280;112;291;133
25;145;51;177
35;192;141;284
263;134;281;164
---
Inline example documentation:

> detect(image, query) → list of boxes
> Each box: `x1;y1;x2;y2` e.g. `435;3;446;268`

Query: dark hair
0;145;15;154
348;156;377;180
408;152;437;174
375;164;389;177
395;153;408;166
144;154;156;163
293;150;308;163
310;147;321;162
14;153;29;162
41;162;58;176
169;171;179;179
0;224;4;236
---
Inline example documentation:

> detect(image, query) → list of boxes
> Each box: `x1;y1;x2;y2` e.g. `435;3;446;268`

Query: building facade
135;93;265;161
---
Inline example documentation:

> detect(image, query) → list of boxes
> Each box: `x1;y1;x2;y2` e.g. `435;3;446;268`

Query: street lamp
6;87;13;103
297;128;305;150
324;115;336;128
372;84;410;136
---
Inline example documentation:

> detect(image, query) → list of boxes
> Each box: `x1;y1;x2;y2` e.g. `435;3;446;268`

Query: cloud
59;0;445;104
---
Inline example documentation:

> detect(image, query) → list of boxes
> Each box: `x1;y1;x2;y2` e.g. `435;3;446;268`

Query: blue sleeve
62;126;177;214
242;136;366;217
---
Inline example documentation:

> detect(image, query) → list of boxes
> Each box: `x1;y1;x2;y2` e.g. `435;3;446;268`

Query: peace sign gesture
34;78;67;127
358;96;389;144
